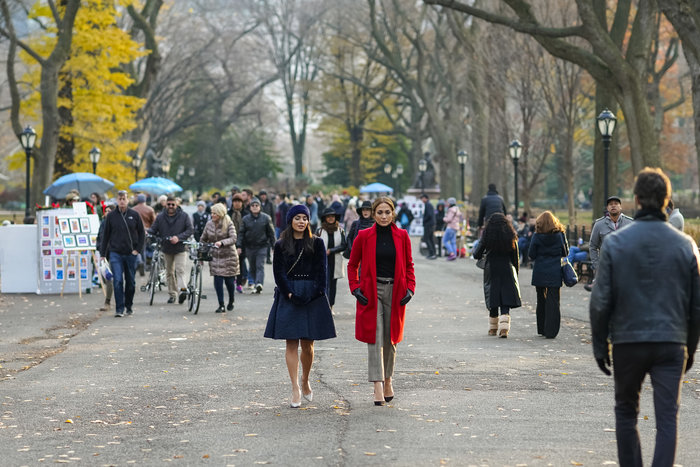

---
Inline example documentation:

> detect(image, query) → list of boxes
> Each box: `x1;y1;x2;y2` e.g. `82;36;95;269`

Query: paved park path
1;239;699;466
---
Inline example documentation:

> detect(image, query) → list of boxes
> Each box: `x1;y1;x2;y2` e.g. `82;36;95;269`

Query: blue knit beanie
286;204;311;224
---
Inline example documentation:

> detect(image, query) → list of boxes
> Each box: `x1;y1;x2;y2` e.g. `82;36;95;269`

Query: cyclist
148;196;194;304
200;203;239;312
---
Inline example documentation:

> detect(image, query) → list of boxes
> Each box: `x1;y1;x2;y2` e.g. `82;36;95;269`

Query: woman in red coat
347;197;416;406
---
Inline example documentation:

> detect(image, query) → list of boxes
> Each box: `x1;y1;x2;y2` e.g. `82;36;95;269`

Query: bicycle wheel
187;262;196;312
193;264;203;314
149;259;158;306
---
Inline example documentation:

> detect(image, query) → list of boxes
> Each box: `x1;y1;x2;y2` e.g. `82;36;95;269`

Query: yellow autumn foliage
15;0;146;193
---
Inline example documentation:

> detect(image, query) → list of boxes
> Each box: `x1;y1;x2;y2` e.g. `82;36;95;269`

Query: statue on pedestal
413;152;437;190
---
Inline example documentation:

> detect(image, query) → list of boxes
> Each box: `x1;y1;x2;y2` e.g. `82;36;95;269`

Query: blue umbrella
359;182;394;193
130;177;182;195
43;172;115;199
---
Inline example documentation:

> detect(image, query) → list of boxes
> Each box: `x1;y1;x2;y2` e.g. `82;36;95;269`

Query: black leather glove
686;354;694;373
352;288;368;306
399;290;413;306
596;355;612;376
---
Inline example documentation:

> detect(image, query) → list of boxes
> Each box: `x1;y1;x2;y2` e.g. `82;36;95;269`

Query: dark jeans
246;246;267;286
423;225;436;256
489;306;510;318
237;248;248;286
214;276;235;305
613;343;686;467
109;251;137;314
535;286;560;338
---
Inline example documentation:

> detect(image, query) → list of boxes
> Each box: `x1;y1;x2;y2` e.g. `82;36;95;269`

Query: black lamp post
19;126;37;220
457;150;467;201
597;108;617;210
177;165;184;180
132;155;141;182
509;139;522;217
418;158;427;191
395;164;404;198
89;146;101;175
384;163;392;189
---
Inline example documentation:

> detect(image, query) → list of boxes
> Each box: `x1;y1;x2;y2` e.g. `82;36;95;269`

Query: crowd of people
28;168;700;465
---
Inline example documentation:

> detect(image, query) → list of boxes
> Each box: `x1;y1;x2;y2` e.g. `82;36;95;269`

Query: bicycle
141;235;168;306
184;240;215;314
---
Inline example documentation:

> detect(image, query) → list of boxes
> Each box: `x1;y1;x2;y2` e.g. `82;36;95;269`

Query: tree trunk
54;74;75;178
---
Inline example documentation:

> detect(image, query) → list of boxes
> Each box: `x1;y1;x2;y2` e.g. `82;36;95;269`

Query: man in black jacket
477;183;507;231
420;193;437;259
237;197;275;293
99;190;145;317
148;196;194;304
259;190;275;264
590;168;700;466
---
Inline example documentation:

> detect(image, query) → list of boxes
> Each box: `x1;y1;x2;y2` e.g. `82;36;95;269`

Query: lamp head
89;146;101;164
597;109;617;137
509;139;523;161
19;126;37;150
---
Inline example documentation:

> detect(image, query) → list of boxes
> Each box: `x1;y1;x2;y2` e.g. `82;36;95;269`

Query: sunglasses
167;203;176;207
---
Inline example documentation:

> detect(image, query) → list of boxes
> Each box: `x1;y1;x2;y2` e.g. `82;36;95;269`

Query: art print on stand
63;235;76;248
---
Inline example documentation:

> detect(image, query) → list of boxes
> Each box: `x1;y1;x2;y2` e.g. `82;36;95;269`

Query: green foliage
170;126;281;192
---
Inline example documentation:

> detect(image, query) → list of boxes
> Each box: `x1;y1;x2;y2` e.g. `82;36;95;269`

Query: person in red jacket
347;197;416;406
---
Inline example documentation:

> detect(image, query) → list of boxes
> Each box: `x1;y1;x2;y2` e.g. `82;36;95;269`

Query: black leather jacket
589;215;700;360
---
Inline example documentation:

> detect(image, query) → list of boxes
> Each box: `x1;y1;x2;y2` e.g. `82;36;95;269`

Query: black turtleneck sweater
375;224;396;278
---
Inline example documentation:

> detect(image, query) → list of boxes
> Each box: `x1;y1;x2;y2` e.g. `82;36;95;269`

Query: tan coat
200;219;239;277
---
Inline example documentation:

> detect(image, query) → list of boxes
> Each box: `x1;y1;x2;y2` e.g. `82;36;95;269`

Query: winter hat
447;197;457;206
249;197;261;206
196;200;206;207
320;207;337;222
136;194;146;203
356;200;372;215
286;204;311;224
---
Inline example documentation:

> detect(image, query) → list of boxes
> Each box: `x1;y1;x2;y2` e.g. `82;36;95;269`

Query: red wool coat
347;223;416;344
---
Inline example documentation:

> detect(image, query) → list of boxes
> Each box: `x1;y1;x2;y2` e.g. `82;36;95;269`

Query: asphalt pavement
1;240;700;466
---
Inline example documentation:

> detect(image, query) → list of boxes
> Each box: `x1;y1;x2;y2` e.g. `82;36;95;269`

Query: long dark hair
481;213;517;254
279;223;315;257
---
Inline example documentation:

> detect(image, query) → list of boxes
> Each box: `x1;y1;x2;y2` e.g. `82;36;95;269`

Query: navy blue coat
529;232;568;287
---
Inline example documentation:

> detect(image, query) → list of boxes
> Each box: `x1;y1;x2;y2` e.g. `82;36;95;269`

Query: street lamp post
597;109;617;211
395;164;404;198
19;126;37;220
89;146;101;175
418;158;427;191
132;155;141;183
384;163;393;190
457;150;467;202
177;165;184;180
509;139;523;218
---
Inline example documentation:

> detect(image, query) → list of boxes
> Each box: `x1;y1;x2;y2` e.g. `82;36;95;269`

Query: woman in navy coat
528;211;569;338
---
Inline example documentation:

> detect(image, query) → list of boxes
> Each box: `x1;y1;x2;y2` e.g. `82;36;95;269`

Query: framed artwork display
76;235;89;248
69;218;81;233
63;235;76;248
80;218;90;233
59;219;70;234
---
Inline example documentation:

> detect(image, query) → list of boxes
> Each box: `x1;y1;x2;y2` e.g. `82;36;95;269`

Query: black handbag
561;258;578;287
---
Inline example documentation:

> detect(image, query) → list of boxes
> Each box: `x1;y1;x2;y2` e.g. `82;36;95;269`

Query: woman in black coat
472;213;521;338
528;211;569;338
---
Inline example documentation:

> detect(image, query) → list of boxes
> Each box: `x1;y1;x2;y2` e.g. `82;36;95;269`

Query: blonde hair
210;203;233;232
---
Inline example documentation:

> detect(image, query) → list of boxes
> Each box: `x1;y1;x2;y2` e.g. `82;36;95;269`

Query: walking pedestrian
471;213;521;338
420;193;437;259
192;200;210;242
590;167;700;466
229;194;248;293
585;195;633;291
200;203;239;313
347;197;416;406
477;183;507;232
148;196;194;304
264;204;336;408
442;197;462;261
528;211;568;338
344;200;374;259
99;190;145;317
237;197;275;294
396;202;414;230
667;198;684;231
96;201;116;311
317;208;347;308
343;199;359;230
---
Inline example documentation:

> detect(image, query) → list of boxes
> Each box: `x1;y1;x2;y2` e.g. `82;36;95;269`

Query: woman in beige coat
200;203;240;313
